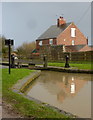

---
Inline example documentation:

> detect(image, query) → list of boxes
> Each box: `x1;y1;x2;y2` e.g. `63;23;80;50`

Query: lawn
2;68;69;119
48;62;92;70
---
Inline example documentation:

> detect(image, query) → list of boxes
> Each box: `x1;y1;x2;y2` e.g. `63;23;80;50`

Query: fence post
84;52;86;61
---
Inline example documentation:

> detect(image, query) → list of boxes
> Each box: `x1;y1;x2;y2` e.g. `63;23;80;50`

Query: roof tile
37;22;72;40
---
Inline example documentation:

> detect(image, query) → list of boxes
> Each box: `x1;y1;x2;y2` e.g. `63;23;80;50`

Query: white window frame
71;28;76;37
72;40;75;46
49;39;53;45
39;41;42;46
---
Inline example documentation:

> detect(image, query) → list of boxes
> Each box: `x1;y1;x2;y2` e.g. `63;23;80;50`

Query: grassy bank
2;68;69;119
48;62;92;70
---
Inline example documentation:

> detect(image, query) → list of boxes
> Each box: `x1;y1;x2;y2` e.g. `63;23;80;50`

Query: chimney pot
57;16;66;27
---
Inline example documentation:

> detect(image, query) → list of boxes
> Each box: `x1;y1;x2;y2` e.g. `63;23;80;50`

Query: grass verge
48;62;92;70
2;68;69;119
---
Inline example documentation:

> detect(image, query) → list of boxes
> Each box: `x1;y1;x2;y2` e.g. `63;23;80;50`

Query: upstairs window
49;39;53;45
71;28;76;37
72;40;75;46
39;41;42;46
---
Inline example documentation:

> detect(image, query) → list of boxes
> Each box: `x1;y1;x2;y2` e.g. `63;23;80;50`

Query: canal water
25;71;92;118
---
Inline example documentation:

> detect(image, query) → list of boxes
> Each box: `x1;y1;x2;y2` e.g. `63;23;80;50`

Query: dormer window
39;41;42;46
49;39;53;45
71;28;76;37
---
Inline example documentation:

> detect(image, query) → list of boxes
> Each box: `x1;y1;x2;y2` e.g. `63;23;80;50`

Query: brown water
25;71;92;118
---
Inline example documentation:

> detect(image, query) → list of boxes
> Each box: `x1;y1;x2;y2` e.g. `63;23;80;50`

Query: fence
38;45;93;62
2;44;93;64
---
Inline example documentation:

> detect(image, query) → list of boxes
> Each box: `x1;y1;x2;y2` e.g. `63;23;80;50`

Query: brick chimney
57;16;66;27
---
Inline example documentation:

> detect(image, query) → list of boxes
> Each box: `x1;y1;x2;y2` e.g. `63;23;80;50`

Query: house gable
57;23;87;46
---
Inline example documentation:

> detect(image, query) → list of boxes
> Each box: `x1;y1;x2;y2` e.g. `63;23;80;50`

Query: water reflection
25;71;91;118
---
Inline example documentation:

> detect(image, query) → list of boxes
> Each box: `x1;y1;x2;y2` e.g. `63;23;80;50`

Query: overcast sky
1;2;92;48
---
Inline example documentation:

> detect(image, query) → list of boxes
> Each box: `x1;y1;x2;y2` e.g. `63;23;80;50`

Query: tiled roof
65;45;86;52
37;22;72;40
79;45;93;52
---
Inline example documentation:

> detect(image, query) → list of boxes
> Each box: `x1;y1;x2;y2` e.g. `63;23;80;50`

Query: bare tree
16;41;36;59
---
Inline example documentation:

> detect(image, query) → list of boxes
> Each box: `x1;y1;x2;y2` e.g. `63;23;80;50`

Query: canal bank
12;70;41;93
12;69;92;118
1;62;93;74
12;70;77;118
21;71;92;118
35;65;93;74
3;68;74;119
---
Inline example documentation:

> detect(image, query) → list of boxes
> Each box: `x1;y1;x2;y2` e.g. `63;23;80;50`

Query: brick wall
36;38;57;50
57;23;87;46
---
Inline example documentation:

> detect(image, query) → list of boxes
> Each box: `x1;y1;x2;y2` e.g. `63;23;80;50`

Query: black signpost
5;39;14;74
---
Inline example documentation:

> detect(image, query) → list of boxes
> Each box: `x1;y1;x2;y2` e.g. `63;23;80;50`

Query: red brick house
36;16;89;51
35;16;93;53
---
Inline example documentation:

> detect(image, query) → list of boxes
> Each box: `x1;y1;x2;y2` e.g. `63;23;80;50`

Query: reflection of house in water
57;76;90;102
56;76;88;102
25;71;91;103
38;72;90;103
25;71;91;118
71;77;75;94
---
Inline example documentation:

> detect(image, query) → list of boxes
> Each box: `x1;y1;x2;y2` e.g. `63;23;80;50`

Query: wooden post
43;55;47;68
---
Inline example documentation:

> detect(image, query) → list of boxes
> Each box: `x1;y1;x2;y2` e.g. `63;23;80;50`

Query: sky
1;2;92;49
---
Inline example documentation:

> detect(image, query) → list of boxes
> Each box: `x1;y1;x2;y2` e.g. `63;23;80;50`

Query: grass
2;68;69;119
48;62;92;70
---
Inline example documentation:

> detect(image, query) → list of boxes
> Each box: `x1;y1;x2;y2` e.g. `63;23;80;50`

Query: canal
25;71;92;118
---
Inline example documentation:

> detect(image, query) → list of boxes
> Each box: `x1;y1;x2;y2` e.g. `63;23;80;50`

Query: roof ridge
37;22;72;40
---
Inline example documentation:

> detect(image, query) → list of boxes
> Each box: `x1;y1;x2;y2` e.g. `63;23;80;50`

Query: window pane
39;41;42;46
72;40;75;45
71;28;76;37
49;39;53;45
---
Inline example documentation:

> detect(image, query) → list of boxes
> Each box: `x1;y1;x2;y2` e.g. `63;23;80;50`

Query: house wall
36;38;57;50
57;23;87;46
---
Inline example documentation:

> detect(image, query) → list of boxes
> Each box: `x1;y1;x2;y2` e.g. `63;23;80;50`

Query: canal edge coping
12;70;41;93
35;65;93;74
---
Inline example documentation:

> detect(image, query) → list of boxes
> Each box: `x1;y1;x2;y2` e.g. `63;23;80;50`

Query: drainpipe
87;37;88;45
